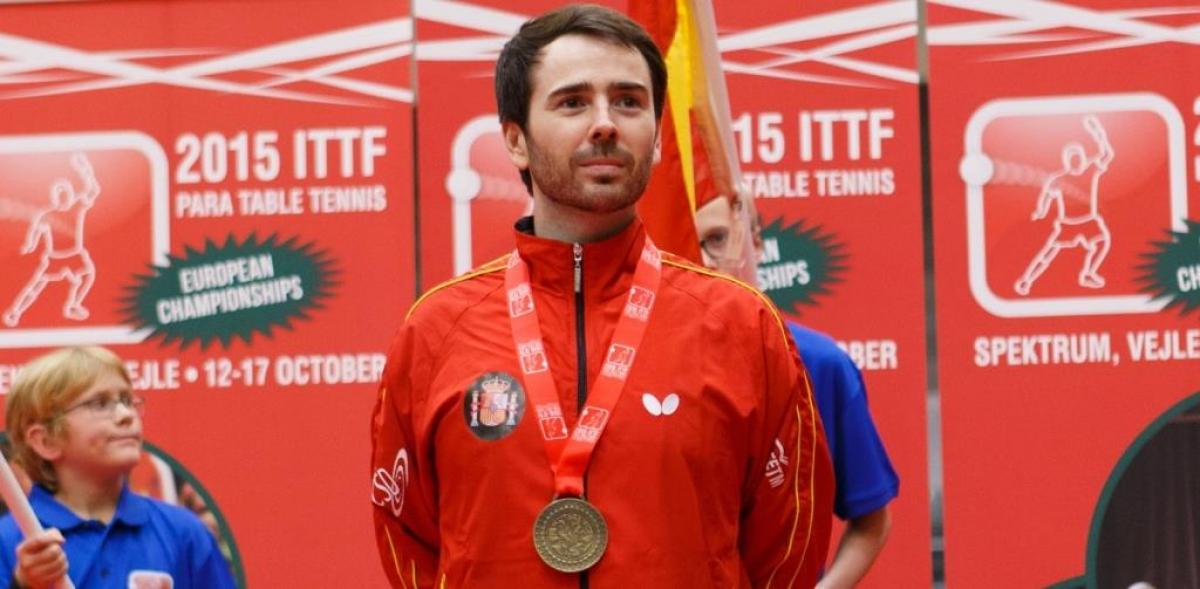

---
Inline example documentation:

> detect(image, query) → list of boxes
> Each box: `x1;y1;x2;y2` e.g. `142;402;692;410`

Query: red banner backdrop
0;1;413;586
927;1;1200;586
712;1;931;586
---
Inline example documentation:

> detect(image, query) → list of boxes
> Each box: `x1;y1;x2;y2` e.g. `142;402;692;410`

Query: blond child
1;346;234;589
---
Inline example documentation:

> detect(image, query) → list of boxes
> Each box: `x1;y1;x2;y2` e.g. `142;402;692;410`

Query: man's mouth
580;158;625;166
578;159;627;176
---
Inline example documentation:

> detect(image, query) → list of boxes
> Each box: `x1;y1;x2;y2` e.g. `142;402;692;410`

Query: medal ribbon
505;239;662;497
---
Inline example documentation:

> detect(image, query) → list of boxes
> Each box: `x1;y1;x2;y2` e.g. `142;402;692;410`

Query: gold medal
532;497;608;573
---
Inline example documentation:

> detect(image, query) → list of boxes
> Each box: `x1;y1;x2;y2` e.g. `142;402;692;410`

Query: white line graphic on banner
1;1;1195;101
0;19;414;105
926;2;1200;58
0;133;167;348
717;2;919;87
446;115;532;275
4;153;99;327
449;116;495;275
960;93;1187;318
1014;116;1113;296
417;0;922;87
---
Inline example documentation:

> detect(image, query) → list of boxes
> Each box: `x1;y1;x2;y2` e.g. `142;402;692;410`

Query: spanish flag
630;0;743;264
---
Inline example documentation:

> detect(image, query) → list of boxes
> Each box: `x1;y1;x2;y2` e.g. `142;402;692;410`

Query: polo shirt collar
29;483;150;530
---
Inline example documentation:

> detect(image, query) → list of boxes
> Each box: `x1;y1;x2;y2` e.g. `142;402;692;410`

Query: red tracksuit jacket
371;218;833;588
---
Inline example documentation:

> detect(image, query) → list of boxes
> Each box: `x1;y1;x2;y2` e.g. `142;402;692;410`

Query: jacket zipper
573;243;589;589
573;242;586;412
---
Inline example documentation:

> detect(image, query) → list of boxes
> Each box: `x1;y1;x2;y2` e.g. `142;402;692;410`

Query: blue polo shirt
789;323;900;520
0;484;235;589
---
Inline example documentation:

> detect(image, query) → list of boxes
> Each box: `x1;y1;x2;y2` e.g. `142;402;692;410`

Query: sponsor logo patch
508;283;534;318
600;344;635;379
517;339;549;374
764;437;790;489
624;285;655;321
128;570;174;589
371;447;409;517
535;403;569;440
641;245;662;269
572;407;610;442
642;392;680;416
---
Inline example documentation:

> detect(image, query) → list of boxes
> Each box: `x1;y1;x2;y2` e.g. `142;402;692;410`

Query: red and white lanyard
505;239;662;497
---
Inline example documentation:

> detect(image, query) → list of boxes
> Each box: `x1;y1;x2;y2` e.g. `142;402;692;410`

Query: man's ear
24;423;63;463
503;121;529;171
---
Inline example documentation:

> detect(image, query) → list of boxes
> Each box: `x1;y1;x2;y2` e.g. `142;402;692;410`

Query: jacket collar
513;215;647;299
29;483;151;531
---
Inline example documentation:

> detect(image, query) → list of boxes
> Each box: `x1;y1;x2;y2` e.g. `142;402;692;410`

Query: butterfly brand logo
642;392;680;416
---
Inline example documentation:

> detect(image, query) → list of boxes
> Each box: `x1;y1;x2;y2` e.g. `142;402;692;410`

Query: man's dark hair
495;4;667;193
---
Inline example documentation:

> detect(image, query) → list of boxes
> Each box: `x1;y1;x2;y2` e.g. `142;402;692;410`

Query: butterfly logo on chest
641;392;680;416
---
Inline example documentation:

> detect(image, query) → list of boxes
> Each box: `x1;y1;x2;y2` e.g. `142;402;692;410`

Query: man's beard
526;139;654;213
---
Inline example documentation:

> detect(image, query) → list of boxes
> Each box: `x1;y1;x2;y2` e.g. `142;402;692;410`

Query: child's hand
14;528;68;589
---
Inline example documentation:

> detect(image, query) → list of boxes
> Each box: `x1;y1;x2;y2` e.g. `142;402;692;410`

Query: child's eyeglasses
57;392;145;418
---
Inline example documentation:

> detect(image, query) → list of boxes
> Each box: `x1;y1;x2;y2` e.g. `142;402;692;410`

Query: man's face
505;34;661;214
695;196;736;270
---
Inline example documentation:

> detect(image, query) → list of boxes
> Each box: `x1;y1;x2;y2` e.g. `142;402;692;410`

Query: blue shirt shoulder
0;485;235;589
787;322;900;520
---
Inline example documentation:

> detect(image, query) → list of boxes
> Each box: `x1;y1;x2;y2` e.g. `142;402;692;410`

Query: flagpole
691;0;761;283
691;0;742;191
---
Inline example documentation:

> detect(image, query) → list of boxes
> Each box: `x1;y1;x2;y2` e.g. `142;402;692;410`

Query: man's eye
615;96;642;109
702;230;729;248
560;97;584;109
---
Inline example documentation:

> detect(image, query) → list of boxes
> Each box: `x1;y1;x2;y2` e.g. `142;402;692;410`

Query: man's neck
531;194;637;244
53;468;124;524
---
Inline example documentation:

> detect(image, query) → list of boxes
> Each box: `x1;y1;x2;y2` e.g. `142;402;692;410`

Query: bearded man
371;5;833;587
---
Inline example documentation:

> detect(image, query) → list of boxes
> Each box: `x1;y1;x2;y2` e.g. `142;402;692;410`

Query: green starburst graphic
122;233;338;349
756;217;848;314
1137;218;1200;316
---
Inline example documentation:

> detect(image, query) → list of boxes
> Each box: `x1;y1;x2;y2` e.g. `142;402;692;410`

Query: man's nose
589;106;618;143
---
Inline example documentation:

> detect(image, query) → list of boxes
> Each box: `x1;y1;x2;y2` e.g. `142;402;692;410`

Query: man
695;193;898;588
4;153;99;327
371;5;833;588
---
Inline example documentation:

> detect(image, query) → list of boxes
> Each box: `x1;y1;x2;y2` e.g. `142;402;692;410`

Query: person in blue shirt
786;323;898;588
1;346;235;589
695;194;899;588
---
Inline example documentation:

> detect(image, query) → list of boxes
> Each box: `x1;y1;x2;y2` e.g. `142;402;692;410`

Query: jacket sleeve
371;321;441;588
739;310;835;589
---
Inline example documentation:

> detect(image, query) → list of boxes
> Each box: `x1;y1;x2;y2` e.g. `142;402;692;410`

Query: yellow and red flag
630;0;744;266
